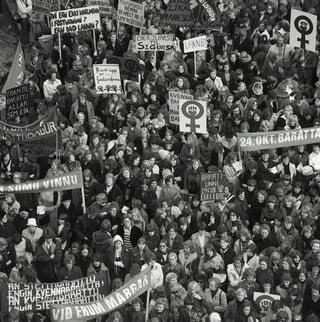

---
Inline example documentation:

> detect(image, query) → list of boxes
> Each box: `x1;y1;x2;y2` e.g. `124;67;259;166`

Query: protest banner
0;108;57;143
107;56;140;82
33;0;60;13
50;6;100;34
200;171;227;202
117;0;144;29
134;34;175;52
6;84;30;123
237;127;320;152
51;266;152;322
87;0;113;17
1;273;108;313
290;8;317;53
168;91;193;125
179;99;207;134
189;0;216;27
161;0;194;28
183;35;208;53
253;292;280;313
93;64;122;94
0;169;83;193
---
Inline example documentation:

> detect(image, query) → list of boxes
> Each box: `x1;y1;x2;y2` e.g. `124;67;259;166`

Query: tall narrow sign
6;83;30;122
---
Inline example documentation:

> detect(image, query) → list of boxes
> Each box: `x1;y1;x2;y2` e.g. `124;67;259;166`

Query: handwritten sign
50;6;100;34
134;34;175;51
93;64;122;94
161;0;194;28
200;171;227;201
6;84;30;122
168;91;193;125
88;0;113;17
179;99;206;134
33;0;60;13
117;0;144;28
183;35;208;53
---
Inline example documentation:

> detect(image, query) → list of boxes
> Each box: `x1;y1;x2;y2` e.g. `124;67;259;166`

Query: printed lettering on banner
93;64;122;94
50;6;100;34
183;35;208;53
6;84;30;123
117;0;144;28
87;0;112;16
134;34;175;52
33;0;60;13
168;91;193;125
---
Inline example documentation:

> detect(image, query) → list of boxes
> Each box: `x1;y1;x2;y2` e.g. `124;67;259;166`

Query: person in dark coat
35;227;62;283
57;254;83;282
74;210;101;245
0;210;17;239
75;244;92;276
164;223;184;254
57;193;79;228
98;173;123;204
106;32;124;57
253;223;279;253
224;287;248;322
117;214;143;250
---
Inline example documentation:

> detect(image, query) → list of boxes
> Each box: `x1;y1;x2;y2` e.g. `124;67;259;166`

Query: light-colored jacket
227;263;248;288
16;0;32;18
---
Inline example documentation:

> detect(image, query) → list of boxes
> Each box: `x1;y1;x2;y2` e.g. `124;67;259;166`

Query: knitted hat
113;234;123;245
93;231;110;245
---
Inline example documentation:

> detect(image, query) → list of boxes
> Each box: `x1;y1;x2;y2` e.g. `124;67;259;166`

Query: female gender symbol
294;15;313;49
181;100;204;132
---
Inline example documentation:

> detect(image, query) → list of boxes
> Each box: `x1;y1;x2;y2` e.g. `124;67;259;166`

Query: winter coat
57;265;83;282
106;246;131;280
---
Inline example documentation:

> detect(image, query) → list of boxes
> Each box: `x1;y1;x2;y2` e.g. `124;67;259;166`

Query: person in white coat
16;0;32;45
141;252;163;289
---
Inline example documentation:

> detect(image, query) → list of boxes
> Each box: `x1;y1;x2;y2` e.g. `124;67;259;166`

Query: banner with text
50;6;100;34
88;0;113;17
237;127;320;152
117;0;144;29
134;34;175;51
0;169;83;193
1;274;107;313
93;64;122;94
168;91;193;125
33;0;60;13
161;0;194;28
6;84;30;123
200;171;227;202
0;108;57;143
51;266;152;321
189;0;216;27
183;35;208;53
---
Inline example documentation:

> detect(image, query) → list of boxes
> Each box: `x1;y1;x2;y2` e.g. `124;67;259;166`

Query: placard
87;0;113;17
290;8;317;53
107;56;140;82
254;292;280;312
179;99;207;134
161;0;194;28
1;274;107;313
183;35;208;53
168;91;193;125
50;6;100;34
134;34;175;51
6;84;30;122
93;64;122;94
33;0;60;13
189;0;216;27
200;171;226;202
117;0;144;29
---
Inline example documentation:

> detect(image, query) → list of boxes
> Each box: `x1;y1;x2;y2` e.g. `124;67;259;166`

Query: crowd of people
1;0;320;321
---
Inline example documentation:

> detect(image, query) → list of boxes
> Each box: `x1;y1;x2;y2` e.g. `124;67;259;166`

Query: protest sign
1;273;107;313
0;108;57;143
189;0;216;27
200;171;227;202
93;64;122;94
33;0;60;13
237;127;320;152
51;266;152;322
183;35;208;53
117;0;144;29
6;84;30;123
0;169;83;193
107;56;140;82
134;34;175;51
253;292;280;313
290;8;317;53
88;0;113;16
161;0;194;28
168;91;193;125
50;6;100;34
179;99;207;134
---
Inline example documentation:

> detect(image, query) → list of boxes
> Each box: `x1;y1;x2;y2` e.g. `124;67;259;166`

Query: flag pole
145;288;151;322
81;186;86;214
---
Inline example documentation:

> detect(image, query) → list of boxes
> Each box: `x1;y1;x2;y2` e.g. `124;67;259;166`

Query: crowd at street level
2;0;320;321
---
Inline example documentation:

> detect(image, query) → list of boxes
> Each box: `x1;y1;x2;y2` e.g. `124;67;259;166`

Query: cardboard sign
161;0;194;28
290;8;317;53
237;127;320;152
183;35;208;53
117;0;144;29
134;34;175;51
1;274;107;313
33;0;60;13
93;64;122;94
107;56;140;82
50;6;100;34
179;99;207;134
200;171;227;201
168;91;193;125
254;292;280;312
87;0;113;17
6;84;30;122
51;266;152;322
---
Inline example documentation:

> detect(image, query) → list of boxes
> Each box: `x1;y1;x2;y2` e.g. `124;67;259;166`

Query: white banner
168;91;193;125
179;99;207;134
134;34;175;51
183;35;208;53
93;64;122;94
117;0;144;29
290;8;317;53
50;6;100;34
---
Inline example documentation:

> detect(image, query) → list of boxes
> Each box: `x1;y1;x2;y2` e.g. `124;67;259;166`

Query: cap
27;218;37;227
